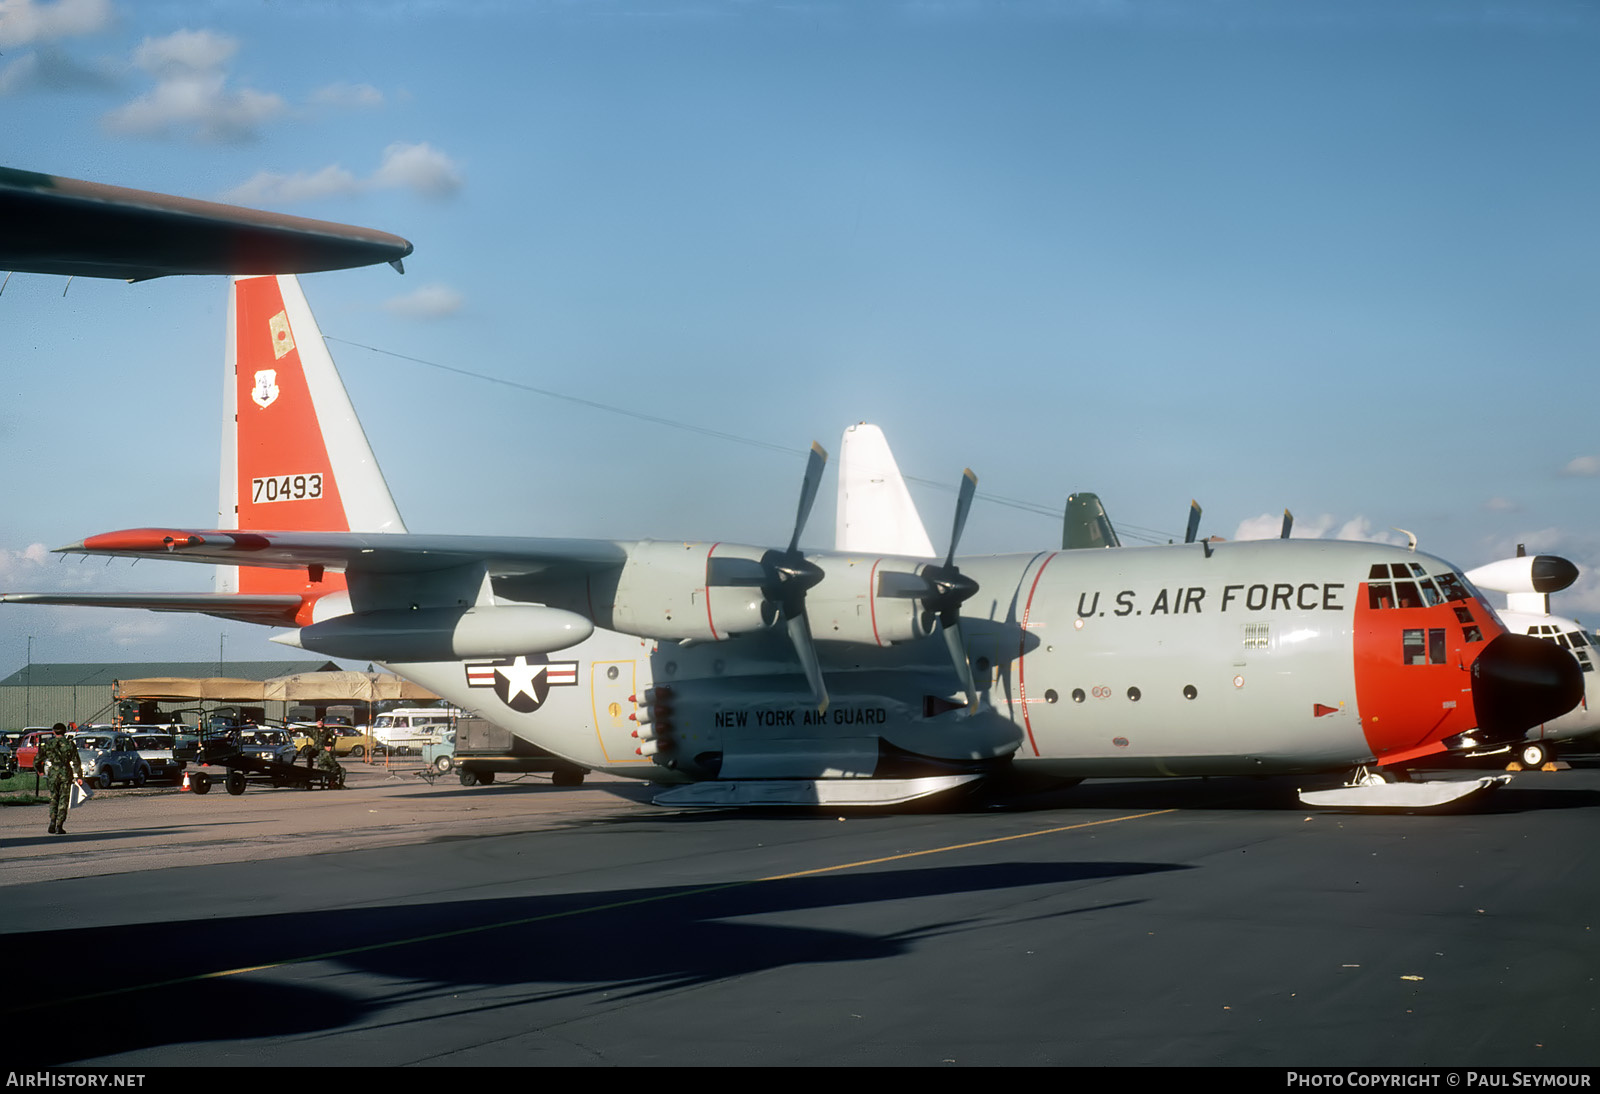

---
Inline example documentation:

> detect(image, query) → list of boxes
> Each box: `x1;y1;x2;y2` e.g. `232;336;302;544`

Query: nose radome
1529;555;1580;594
1471;633;1584;744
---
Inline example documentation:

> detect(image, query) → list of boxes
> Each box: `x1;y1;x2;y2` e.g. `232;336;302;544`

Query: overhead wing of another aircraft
0;166;413;280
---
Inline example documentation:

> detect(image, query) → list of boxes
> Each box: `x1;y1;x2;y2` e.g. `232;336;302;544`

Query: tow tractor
186;730;344;795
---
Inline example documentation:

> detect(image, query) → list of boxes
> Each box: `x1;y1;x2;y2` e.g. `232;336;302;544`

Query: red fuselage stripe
705;543;722;641
1016;551;1058;757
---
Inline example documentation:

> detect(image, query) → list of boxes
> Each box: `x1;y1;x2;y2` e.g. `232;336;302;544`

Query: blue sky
2;0;1598;673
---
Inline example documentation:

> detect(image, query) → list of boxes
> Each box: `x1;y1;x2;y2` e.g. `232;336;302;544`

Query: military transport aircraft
0;166;411;281
1;275;1582;808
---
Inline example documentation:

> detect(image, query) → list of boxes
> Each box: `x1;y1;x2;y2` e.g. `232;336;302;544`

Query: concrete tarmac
3;755;1599;1068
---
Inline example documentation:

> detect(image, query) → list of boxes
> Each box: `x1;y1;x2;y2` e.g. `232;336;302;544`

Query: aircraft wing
0;167;413;280
0;592;306;627
55;528;632;578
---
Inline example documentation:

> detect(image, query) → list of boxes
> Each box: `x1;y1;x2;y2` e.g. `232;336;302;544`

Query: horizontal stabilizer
0;592;305;627
60;528;631;576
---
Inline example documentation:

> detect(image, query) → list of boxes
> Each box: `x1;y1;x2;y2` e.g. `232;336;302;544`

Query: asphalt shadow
6;857;1185;1063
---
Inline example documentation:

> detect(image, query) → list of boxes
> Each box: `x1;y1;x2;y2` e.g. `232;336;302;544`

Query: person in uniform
38;723;83;834
315;721;345;788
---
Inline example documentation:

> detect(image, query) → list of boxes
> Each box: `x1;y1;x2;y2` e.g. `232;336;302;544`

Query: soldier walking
38;723;83;835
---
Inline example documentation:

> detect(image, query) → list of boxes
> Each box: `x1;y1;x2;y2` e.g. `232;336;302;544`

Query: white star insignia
496;656;548;705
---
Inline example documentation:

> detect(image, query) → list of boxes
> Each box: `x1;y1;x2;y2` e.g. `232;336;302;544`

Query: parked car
236;728;299;765
68;729;150;788
129;733;185;783
12;728;55;772
290;725;377;759
420;730;457;775
0;729;26;775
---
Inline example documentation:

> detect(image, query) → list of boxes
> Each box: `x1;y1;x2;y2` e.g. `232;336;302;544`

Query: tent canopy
114;671;438;703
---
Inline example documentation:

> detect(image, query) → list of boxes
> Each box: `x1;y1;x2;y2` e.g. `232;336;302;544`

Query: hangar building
0;660;340;728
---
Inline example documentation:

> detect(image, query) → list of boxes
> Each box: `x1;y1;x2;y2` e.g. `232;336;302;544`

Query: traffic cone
180;771;191;792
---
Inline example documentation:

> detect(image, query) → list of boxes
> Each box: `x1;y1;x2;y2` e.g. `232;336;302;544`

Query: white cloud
222;164;363;205
1483;496;1521;512
220;142;464;205
1561;455;1600;477
0;0;111;49
310;81;384;110
1231;513;1403;545
130;27;236;75
372;141;463;199
1232;512;1334;541
1233;513;1288;541
102;28;286;143
1332;517;1407;545
0;543;52;582
383;284;464;320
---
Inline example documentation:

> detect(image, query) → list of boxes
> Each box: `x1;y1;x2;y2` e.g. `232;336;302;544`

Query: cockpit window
1368;564;1477;609
1394;581;1425;609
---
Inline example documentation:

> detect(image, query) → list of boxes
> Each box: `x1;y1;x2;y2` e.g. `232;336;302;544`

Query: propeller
880;468;983;715
1280;509;1294;539
715;442;830;712
1184;499;1202;545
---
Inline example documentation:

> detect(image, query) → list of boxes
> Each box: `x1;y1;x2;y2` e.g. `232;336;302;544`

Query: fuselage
389;538;1525;783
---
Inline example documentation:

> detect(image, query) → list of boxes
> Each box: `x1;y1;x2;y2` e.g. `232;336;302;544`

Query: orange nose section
1354;586;1585;765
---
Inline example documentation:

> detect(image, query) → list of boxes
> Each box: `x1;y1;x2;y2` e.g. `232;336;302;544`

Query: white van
370;708;462;756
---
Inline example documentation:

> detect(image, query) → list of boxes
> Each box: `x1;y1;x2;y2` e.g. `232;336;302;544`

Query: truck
452;716;587;788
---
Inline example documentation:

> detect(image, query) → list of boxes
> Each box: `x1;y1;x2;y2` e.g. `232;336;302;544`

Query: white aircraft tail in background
833;423;935;558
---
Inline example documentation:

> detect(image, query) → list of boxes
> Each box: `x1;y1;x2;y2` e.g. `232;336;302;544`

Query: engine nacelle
806;557;935;646
1465;555;1580;595
278;605;594;661
604;543;949;648
608;540;769;641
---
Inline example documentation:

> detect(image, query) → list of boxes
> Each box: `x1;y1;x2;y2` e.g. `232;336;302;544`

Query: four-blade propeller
709;444;984;717
878;468;984;716
761;442;831;712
